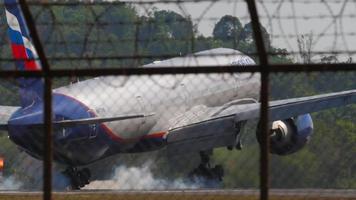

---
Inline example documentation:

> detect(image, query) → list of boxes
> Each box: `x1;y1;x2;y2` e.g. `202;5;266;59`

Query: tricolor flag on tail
4;0;44;107
5;0;40;71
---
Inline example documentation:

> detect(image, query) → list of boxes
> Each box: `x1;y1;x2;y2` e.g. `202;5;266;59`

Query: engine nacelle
258;114;314;155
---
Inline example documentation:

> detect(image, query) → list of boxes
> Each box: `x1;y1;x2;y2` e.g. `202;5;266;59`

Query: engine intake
257;114;314;155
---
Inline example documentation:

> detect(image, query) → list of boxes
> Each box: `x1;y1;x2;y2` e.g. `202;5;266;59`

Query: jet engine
257;114;314;155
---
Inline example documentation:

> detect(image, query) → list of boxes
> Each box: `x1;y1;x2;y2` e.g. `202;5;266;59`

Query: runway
0;189;355;200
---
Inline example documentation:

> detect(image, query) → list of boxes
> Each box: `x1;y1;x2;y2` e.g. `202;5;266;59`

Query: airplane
2;0;356;189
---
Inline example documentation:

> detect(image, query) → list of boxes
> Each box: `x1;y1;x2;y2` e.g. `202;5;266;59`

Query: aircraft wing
166;89;356;154
0;111;154;130
53;113;155;127
0;106;20;131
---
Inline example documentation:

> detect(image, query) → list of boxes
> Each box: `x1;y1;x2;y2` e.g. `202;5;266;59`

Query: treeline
27;4;291;68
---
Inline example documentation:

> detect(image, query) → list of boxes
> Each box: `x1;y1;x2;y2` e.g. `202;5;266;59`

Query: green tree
240;22;271;52
213;15;243;44
138;10;195;59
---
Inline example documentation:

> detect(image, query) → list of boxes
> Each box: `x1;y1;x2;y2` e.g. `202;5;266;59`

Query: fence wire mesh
0;0;355;200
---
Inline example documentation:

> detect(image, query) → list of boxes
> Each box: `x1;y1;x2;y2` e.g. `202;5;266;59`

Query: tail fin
4;0;43;107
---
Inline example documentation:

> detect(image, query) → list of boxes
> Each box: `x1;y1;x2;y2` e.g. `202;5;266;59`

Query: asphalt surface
0;189;355;198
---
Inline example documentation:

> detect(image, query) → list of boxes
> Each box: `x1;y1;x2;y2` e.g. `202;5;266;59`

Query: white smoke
84;162;200;190
0;176;22;190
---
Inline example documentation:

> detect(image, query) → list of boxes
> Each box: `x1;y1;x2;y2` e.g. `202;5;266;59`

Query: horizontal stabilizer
54;113;155;127
6;113;155;129
0;106;20;131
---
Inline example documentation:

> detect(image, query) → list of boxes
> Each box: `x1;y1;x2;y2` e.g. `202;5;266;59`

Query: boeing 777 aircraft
2;0;356;189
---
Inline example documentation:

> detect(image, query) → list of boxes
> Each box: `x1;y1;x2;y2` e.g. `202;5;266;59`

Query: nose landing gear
63;167;91;190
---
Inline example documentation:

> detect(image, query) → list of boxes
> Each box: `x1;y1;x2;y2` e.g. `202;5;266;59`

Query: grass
0;194;354;200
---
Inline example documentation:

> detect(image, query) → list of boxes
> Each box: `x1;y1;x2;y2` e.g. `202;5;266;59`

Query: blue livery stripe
25;48;35;60
4;0;30;39
7;28;24;45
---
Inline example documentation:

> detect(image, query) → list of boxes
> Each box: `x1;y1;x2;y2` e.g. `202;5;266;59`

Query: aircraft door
87;110;98;139
233;73;241;97
136;96;147;133
136;95;154;134
179;82;191;111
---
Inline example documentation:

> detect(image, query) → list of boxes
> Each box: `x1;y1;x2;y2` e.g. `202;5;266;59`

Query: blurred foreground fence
0;0;355;200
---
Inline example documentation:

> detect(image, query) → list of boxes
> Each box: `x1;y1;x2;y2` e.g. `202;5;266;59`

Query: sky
134;0;356;61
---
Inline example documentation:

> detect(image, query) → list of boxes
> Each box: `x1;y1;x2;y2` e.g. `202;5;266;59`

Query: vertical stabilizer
4;0;43;107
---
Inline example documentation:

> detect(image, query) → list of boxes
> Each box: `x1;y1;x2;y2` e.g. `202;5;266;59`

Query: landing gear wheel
78;168;91;187
212;165;224;181
63;167;91;190
188;151;224;187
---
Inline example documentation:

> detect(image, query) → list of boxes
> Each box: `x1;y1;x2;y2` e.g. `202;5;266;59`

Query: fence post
18;1;53;200
245;1;270;200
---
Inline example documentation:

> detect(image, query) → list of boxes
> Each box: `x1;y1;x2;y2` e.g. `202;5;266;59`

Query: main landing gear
188;150;224;186
63;167;91;190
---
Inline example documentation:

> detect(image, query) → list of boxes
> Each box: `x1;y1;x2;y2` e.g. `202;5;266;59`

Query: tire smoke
0;176;22;190
84;162;201;190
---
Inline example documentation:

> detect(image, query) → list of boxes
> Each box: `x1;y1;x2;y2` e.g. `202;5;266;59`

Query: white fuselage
54;48;260;142
8;48;261;166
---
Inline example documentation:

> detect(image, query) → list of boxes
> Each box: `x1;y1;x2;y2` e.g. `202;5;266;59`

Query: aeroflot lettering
231;57;255;66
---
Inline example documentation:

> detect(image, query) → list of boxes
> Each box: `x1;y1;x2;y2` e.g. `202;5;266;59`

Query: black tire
213;165;224;181
81;168;91;185
71;174;81;190
78;172;88;187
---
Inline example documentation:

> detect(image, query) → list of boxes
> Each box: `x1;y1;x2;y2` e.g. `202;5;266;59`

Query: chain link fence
0;0;355;200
